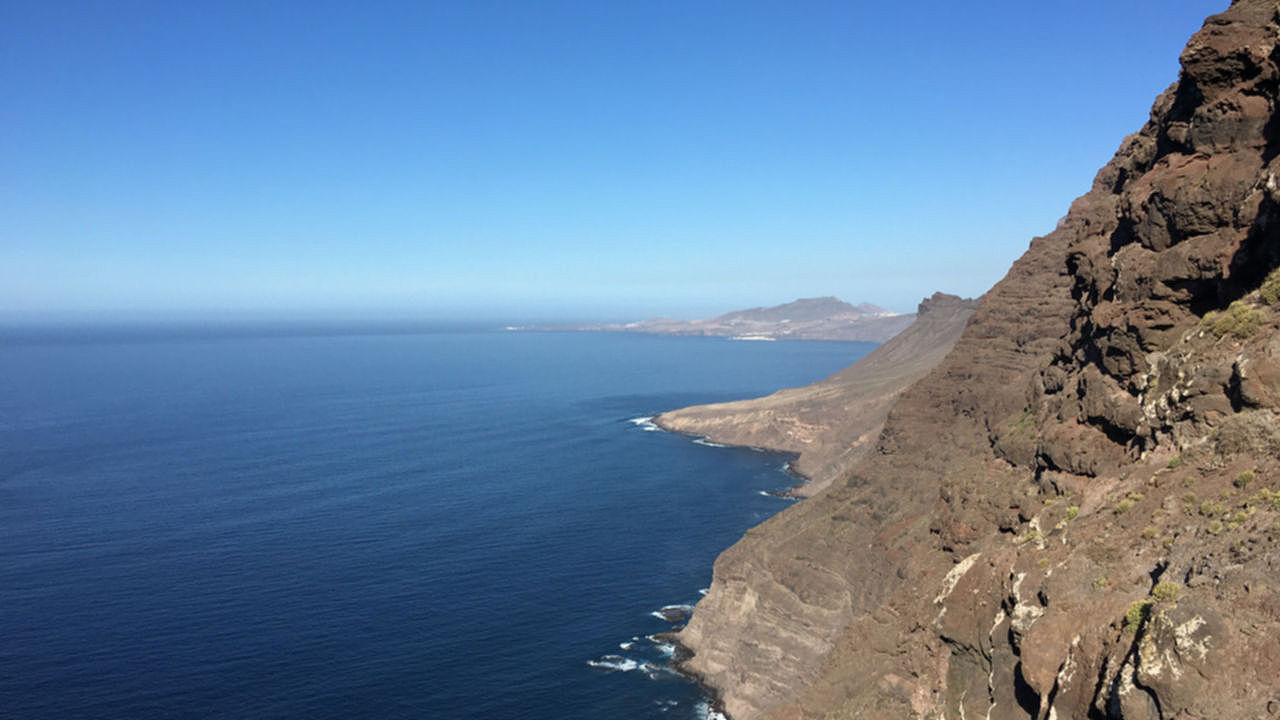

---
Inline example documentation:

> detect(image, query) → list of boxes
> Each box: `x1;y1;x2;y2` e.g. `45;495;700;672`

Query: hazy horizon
3;1;1226;322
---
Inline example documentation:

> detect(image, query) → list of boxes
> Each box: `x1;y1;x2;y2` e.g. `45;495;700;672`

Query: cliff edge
678;3;1280;718
655;293;978;495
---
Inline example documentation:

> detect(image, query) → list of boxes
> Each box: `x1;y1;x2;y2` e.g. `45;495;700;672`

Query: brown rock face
654;293;978;496
677;3;1280;719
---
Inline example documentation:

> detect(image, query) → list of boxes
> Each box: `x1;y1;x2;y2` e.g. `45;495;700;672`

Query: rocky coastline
654;292;977;496
669;3;1280;718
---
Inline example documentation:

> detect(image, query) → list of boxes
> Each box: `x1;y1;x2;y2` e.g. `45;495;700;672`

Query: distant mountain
513;296;915;343
713;297;861;324
655;293;977;495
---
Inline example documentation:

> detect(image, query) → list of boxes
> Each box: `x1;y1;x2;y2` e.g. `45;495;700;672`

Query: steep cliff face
655;293;978;495
678;3;1280;719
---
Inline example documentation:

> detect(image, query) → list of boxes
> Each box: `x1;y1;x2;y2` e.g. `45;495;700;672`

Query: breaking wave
587;655;640;672
628;416;662;432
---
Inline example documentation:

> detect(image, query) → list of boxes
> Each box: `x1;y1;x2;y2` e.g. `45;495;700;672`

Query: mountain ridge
654;292;978;496
675;3;1280;718
512;296;915;343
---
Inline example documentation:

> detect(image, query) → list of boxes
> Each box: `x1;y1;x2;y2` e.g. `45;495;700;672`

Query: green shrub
1210;301;1265;339
1167;455;1183;470
1115;499;1135;514
1259;488;1280;511
1151;581;1180;602
1066;505;1079;522
1235;471;1255;489
1199;500;1225;517
1124;600;1152;633
1207;519;1224;534
1261;267;1280;305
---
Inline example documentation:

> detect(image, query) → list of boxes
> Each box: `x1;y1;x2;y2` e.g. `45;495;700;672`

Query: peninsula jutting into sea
510;296;915;343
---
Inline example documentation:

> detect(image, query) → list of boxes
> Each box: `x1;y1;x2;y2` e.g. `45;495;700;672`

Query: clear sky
2;0;1228;323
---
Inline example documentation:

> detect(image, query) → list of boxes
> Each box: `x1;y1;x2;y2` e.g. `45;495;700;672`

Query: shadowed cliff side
654;293;978;496
678;3;1280;719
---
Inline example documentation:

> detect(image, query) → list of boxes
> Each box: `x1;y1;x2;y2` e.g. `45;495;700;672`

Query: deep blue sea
0;328;872;720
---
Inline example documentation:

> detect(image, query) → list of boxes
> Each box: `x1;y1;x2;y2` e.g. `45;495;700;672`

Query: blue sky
2;1;1227;322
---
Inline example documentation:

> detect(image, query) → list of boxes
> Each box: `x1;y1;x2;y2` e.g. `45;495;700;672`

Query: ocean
0;328;873;719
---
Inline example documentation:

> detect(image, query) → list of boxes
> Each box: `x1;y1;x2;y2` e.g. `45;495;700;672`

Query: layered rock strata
678;3;1280;718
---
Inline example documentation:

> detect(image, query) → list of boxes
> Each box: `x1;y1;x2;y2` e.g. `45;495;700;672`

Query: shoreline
649;413;816;498
653;630;730;720
632;413;812;718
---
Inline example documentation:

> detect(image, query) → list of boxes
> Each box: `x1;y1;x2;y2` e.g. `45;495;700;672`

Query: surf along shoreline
628;415;811;719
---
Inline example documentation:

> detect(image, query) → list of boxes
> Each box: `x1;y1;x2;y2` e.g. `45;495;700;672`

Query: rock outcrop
677;3;1280;718
655;293;978;495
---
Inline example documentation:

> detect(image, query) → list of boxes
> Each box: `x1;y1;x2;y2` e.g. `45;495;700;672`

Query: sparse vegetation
1115;498;1135;514
1207;519;1224;534
1259;488;1280;511
1200;499;1226;517
1209;301;1265;339
1066;505;1079;522
1143;525;1159;540
1167;455;1183;470
1260;267;1280;305
1152;581;1180;602
1092;576;1108;591
1124;599;1152;633
1234;470;1255;489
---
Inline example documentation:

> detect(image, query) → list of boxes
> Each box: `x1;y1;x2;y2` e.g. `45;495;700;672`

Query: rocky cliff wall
655;293;977;495
678;3;1280;718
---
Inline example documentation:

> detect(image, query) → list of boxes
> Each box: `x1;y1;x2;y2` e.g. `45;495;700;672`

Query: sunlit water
0;329;872;719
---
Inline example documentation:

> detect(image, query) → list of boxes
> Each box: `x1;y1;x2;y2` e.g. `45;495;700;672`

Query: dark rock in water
653;604;694;623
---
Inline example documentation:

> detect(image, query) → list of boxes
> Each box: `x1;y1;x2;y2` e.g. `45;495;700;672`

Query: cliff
678;3;1280;718
654;293;978;495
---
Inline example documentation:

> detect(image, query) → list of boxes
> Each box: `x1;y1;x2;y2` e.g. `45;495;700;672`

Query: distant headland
508;296;915;343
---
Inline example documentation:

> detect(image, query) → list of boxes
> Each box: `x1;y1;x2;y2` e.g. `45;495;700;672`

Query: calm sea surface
0;329;872;719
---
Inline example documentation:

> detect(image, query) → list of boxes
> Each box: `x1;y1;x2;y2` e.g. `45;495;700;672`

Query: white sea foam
640;662;676;679
650;604;694;622
698;588;709;596
619;641;634;650
695;701;729;720
693;437;728;448
587;654;640;672
628;416;662;432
